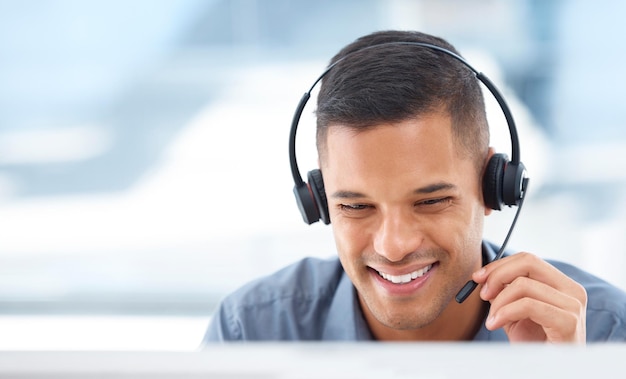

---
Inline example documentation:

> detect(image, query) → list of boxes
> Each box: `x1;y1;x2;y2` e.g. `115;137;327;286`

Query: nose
372;208;423;262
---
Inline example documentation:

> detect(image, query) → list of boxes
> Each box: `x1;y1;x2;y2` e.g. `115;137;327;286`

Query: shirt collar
473;241;508;341
322;269;373;340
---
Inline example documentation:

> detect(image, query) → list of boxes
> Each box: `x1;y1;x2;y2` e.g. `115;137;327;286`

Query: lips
376;264;433;284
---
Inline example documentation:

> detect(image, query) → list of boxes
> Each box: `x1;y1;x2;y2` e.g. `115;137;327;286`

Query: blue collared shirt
203;241;626;342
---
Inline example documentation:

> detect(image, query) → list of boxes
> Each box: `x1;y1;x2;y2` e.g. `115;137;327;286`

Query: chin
365;294;444;331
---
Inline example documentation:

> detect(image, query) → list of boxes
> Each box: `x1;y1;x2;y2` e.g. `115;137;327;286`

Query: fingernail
480;282;488;297
476;268;486;277
486;314;496;329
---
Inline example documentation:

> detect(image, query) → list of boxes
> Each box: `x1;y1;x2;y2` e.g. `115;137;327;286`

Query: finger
486;297;584;343
487;276;584;321
474;252;586;302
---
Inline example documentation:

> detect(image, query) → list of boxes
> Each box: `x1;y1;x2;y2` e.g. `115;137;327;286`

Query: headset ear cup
502;161;526;206
308;169;330;224
483;154;507;211
293;182;320;225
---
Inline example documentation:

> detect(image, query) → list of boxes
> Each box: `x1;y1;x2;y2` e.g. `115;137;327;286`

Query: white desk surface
0;343;623;378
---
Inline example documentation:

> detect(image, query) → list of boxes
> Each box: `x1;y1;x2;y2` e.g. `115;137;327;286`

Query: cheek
470;208;485;241
331;220;368;260
462;202;486;242
430;204;485;254
331;222;353;253
448;206;485;269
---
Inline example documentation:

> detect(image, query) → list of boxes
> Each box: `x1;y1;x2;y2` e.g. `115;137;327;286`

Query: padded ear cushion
483;154;507;210
308;169;330;224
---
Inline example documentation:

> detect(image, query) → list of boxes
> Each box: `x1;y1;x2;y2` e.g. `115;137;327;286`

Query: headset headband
289;41;527;225
289;41;521;188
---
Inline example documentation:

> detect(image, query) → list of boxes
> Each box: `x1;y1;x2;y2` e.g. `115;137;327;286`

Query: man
203;30;626;342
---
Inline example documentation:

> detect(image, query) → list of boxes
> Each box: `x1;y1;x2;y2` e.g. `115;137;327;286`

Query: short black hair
316;30;489;172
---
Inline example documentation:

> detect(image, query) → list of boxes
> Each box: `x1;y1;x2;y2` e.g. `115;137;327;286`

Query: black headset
289;41;528;226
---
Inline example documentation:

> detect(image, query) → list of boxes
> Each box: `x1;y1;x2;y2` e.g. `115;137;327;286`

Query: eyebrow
330;182;457;199
414;182;457;194
330;190;366;199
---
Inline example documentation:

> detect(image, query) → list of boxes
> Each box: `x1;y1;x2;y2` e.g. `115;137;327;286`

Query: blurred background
1;0;625;350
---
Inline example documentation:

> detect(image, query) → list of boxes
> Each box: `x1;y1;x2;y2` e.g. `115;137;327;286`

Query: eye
415;197;452;212
420;198;446;205
339;203;371;211
337;203;374;218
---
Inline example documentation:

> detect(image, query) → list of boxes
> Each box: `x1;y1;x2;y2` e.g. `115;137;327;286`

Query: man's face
321;113;488;337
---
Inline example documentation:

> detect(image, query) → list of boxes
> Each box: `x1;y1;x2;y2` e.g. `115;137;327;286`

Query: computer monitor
0;343;623;378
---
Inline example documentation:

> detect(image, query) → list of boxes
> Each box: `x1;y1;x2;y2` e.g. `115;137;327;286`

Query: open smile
376;264;433;284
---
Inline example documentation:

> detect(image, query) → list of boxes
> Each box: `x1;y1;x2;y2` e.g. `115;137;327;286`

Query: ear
483;147;496;216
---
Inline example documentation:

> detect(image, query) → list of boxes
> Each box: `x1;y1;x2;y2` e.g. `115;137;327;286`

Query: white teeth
378;264;432;284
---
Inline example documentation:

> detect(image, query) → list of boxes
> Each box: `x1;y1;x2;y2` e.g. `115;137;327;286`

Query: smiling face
321;112;489;340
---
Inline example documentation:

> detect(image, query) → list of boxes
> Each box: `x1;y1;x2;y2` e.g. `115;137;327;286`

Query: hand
472;252;587;343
